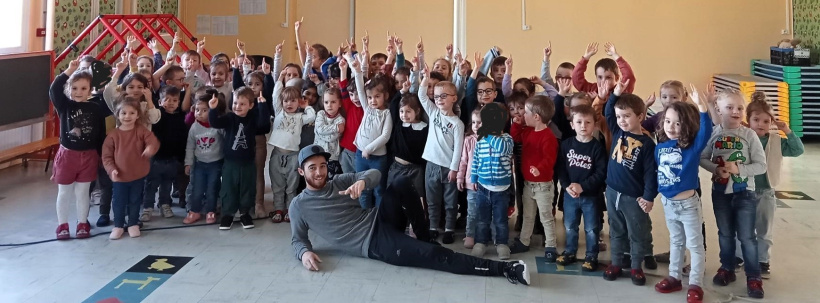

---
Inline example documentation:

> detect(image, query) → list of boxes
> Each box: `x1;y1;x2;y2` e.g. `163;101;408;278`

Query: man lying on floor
289;145;531;286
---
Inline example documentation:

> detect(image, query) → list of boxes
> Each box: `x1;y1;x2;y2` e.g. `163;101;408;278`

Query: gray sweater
289;169;381;261
184;121;225;166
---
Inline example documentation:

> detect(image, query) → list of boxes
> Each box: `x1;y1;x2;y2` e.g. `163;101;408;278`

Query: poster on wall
196;15;211;35
240;0;266;15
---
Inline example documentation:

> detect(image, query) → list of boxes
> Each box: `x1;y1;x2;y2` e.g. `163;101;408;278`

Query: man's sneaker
127;225;140;238
760;262;771;279
581;257;598;272
56;223;70;240
206;212;217;224
747;277;764;299
712;268;736;286
96;215;111;227
509;238;530;254
442;231;455;244
464;236;475;249
687;285;704;303
556;252;577;266
140;208;153;222
644;255;658;270
109;227;124;240
655;276;682;293
631;269;646;285
603;265;622;281
471;243;486;257
75;222;91;239
161;204;174;218
183;212;201;224
654;251;671;263
544;248;558;263
240;214;254;229
497;244;511;260
735;257;744;269
504;260;530;286
219;215;233;230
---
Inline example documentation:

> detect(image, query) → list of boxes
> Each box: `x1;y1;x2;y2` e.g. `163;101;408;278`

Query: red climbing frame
53;14;211;67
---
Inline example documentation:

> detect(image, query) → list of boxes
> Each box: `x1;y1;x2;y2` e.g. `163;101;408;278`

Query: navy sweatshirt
232;69;274;136
557;137;608;197
604;93;658;201
388;93;428;165
208;103;270;162
49;73;110;152
152;110;189;162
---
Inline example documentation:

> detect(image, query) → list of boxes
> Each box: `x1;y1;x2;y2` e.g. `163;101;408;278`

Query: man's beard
305;176;327;189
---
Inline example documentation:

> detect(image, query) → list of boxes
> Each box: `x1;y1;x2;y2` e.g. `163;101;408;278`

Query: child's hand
142;88;153;104
126;35;137;51
65;59;80;75
350;58;362;73
543;42;552;61
645;92;656;109
309;73;320;85
184;165;191;176
583;42;599;60
705;82;717;106
148;39;159;54
604;42;620;60
448;170;458;183
613;79;630;97
724;161;740;175
529;166;540;177
690;84;708;113
337;44;347;58
565;183;579;198
446;43;453;59
395;36;403;54
457;180;465;192
420;64;430;87
128;52;138;66
411;56;419;72
529;76;547;88
569;183;584;197
208;93;219;109
638;198;653;213
142;145;157;158
401;80;410;94
362;30;370;51
512;115;523;125
416;36;424;53
294;16;302;32
557;78;572;96
339;57;348;73
173;31;182;44
196;37;206;53
504;55;513;75
775;120;792;133
236;39;246;54
362;150;370;159
275;40;284;55
112;169;119;178
473;52;484;70
261;60;271;75
257;91;267;103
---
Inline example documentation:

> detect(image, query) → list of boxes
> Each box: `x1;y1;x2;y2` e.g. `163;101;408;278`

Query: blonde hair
114;96;146;127
660;80;687;101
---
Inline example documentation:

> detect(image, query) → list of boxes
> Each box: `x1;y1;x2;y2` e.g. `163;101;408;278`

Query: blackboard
0;51;53;128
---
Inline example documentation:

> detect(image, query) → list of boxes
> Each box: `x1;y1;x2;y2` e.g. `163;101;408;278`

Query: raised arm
294;18;306;67
540;43;555;87
272;40;284;83
605;42;636;94
50;60;77;111
502;56;513;97
572;42;599;93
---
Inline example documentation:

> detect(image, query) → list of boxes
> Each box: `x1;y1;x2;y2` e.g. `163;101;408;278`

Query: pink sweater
102;125;160;182
457;134;477;189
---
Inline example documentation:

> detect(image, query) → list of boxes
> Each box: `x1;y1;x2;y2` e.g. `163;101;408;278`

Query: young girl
742;92;804;278
653;86;711;303
314;88;346;179
642;80;689;134
458;109;481;249
184;93;226;224
350;58;392;209
105;55;161;129
102;97;160;239
49;59;110;240
470;103;514;259
387;85;428;209
700;89;767;299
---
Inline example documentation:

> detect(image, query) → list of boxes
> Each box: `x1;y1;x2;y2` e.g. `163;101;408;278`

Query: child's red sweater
510;122;559;182
339;79;365;152
572;56;636;95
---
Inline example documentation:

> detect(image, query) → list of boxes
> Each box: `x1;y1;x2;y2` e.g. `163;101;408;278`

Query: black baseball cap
298;145;331;167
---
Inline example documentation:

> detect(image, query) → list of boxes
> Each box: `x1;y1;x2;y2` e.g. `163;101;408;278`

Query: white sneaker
140;208;153;222
161;204;174;218
472;243;486;257
497;244;511;260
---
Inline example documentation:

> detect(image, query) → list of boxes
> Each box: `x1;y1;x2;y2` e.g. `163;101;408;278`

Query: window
0;0;28;54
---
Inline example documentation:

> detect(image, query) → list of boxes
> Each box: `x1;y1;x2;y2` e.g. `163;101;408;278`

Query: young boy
142;86;188;221
338;59;364;174
555;104;607;271
418;68;465;243
181;50;210;90
572;42;636;99
208;87;270;230
601;79;657;286
509;95;559;260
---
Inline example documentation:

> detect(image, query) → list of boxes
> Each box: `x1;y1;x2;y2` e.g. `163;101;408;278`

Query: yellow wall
355;0;453;60
466;0;790;96
179;0;349;63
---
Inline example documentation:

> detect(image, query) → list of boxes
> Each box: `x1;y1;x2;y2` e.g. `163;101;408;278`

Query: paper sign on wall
196;15;210;35
240;0;266;15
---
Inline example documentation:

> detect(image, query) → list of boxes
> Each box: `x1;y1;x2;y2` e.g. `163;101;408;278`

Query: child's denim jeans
475;184;510;245
713;190;761;278
662;193;705;286
563;194;600;258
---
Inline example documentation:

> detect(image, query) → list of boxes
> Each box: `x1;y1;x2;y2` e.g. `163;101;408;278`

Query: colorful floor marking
84;255;193;303
775;191;814;201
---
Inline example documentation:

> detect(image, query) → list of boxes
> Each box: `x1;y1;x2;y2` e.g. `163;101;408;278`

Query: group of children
48;21;806;302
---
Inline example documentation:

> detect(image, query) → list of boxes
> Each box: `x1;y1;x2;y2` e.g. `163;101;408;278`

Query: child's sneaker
603;265;622;281
631;269;646;285
509;238;530;254
205;212;217;224
471;243;486;257
544;248;558;263
463;236;475;249
96;215;111;227
654;276;682;293
712;268;736;286
442;231;455;244
503;260;530;286
219;215;233;230
127;225;140;238
682;264;691;276
747;277;764;299
556;252;577;266
644;255;658;270
654;251;671;263
140;208;153;222
497;244;511;260
240;214;254;229
283;211;290;223
735;257;744;269
183;212;201;224
581;256;598;272
161;204;174;218
109;227;124;240
75;222;91;239
687;285;704;303
56;223;70;240
760;262;771;279
271;210;284;223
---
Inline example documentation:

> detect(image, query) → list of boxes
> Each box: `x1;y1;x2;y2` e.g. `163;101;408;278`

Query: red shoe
271;210;283;223
713;268;736;286
655;276;683;293
56;223;70;240
747;278;764;299
75;222;91;239
687;285;704;303
603;265;622;281
507;206;515;217
631;269;646;285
